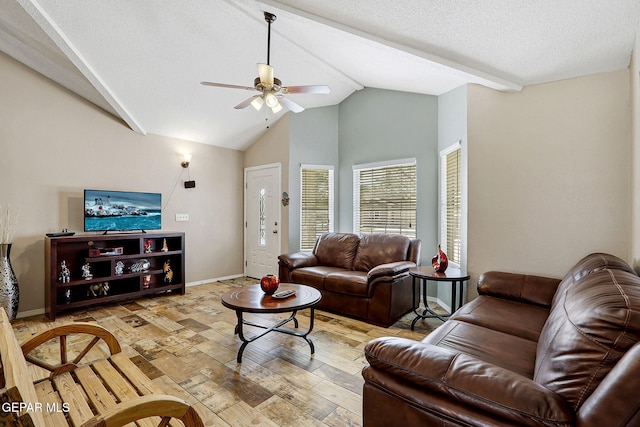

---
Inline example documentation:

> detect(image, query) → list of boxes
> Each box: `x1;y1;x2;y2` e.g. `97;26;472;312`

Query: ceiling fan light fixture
258;63;274;86
271;103;282;113
201;10;329;114
264;91;278;108
251;96;264;111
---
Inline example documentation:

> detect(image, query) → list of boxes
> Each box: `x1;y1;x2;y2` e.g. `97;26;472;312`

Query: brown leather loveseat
278;232;421;327
362;253;640;426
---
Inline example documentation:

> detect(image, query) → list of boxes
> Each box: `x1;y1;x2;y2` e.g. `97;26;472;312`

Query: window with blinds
441;145;461;264
353;159;417;238
300;165;334;251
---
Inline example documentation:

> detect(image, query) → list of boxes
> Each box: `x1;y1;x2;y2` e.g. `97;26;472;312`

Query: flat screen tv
84;189;162;232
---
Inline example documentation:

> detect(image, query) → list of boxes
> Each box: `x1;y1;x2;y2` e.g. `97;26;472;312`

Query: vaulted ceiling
1;0;639;150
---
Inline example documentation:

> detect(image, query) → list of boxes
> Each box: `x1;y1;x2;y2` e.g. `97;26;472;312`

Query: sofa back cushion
552;253;636;308
313;233;360;269
353;233;411;272
534;267;640;411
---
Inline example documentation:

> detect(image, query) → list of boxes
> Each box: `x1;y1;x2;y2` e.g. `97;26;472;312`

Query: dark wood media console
45;232;185;320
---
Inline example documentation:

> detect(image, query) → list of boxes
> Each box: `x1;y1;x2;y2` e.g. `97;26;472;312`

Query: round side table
409;266;470;330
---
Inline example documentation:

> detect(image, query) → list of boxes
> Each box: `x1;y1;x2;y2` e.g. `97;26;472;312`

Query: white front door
244;163;281;279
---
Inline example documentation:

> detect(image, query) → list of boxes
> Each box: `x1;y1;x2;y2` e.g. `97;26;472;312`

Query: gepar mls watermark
1;401;70;414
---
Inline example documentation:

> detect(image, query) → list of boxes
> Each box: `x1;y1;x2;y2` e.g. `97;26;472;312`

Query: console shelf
45;232;185;320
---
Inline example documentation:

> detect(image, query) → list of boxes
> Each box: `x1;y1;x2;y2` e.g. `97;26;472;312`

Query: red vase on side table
260;274;280;294
432;245;449;273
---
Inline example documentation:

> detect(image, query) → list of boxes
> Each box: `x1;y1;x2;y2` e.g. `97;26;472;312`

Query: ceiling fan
201;11;330;114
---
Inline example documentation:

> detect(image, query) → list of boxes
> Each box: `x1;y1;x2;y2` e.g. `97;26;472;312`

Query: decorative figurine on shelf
432;245;449;273
87;282;109;297
161;238;168;252
115;261;125;276
129;259;150;273
58;260;71;283
81;263;93;280
144;239;153;253
64;289;72;302
163;259;173;283
143;274;151;289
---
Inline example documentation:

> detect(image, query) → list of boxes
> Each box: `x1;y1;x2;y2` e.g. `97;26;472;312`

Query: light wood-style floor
13;278;443;426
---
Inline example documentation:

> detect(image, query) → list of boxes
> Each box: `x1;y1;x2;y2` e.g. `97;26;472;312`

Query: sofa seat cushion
353;234;410;272
451;295;550;342
325;270;369;297
291;266;347;290
424;320;538;378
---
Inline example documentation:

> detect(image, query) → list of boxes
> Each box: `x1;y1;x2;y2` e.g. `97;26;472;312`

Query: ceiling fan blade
234;95;261;110
283;85;330;95
278;96;305;113
201;81;256;91
258;63;274;86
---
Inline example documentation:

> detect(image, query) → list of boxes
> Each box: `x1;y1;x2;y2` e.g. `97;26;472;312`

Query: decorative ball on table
260;274;280;294
432;245;448;273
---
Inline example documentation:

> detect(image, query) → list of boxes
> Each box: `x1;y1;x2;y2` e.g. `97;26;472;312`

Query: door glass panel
259;188;266;246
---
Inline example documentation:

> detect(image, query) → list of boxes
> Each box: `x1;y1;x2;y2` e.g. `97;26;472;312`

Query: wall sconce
181;153;196;188
181;153;192;168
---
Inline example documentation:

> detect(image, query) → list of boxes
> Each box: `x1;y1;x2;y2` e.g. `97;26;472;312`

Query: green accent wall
337;88;439;264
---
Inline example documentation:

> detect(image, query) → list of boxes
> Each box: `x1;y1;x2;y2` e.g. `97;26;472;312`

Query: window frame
299;164;335;251
352;157;417;238
440;142;462;267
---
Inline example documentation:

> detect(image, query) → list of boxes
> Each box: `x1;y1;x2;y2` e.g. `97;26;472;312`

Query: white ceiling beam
16;0;146;134
258;0;523;92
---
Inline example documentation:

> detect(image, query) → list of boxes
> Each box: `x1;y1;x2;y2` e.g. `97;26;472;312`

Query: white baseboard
186;273;244;287
17;308;45;319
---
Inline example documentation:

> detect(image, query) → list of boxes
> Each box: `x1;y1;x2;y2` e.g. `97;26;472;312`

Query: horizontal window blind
445;147;461;264
353;159;416;238
300;166;334;251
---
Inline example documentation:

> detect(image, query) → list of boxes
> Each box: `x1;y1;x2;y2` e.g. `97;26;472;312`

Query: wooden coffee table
221;283;322;363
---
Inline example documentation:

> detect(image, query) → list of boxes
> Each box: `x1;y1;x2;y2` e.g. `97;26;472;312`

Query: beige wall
0;52;244;316
243;115;291;254
631;25;640;270
467;70;631;298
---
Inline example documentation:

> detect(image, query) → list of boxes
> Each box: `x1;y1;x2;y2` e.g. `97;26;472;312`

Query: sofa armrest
364;337;574;426
278;252;319;269
367;261;416;281
477;271;561;308
577;342;640;427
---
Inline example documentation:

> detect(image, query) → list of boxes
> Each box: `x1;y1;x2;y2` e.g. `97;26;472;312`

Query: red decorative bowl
260;274;280;294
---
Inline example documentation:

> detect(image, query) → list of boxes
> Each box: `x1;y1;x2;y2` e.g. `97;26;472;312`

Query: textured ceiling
1;0;639;150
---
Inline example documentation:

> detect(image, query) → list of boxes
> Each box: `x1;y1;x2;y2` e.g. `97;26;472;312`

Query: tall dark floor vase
0;243;19;322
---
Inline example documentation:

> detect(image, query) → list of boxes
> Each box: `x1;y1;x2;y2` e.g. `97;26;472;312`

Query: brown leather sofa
362;253;640;426
278;232;421;327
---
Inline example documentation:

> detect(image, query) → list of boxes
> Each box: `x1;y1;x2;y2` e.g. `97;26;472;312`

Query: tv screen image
84;190;162;232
